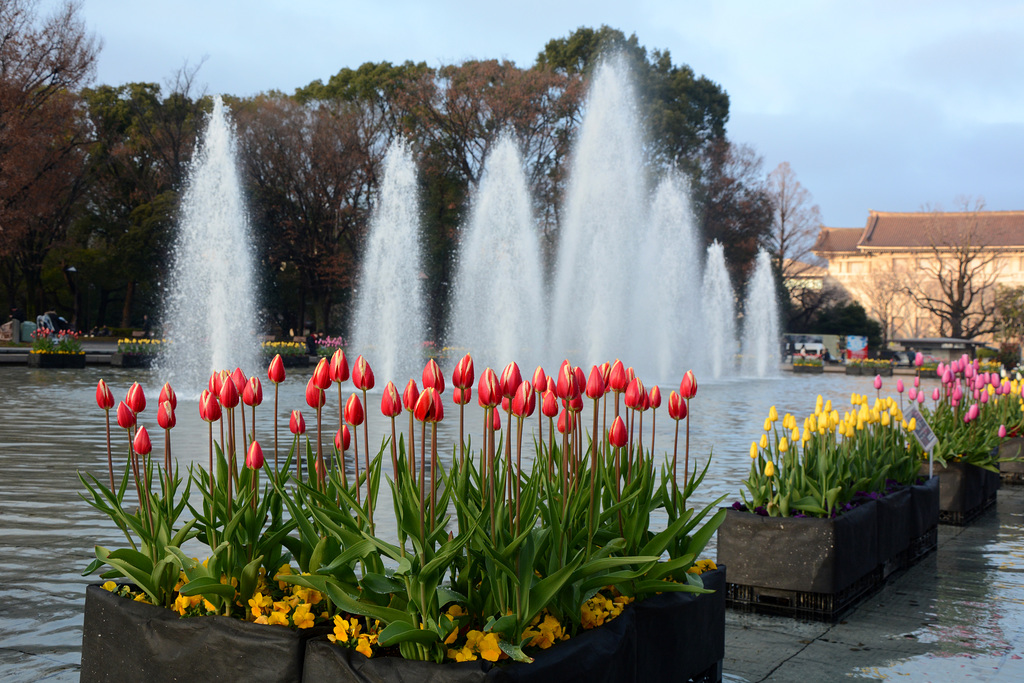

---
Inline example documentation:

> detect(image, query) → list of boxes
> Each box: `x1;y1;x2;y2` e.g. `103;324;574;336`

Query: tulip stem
419;420;427;539
361;388;370;509
683;397;691;509
273;384;279;472
515;417;523;536
337;383;346;487
316;405;326;492
389;416;399;483
672;418;680;506
487;408;496;540
431;422;438;532
408;412;416;482
351;416;361;504
104;409;114;491
458;402;465;468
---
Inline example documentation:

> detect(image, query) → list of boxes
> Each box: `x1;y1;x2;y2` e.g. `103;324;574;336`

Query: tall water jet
635;172;703;379
700;242;737;379
550;56;648;369
350;140;426;383
447;135;546;371
740;249;781;377
161;96;258;392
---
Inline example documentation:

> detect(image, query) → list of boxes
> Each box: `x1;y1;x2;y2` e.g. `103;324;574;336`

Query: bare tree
907;199;1002;339
765;161;822;281
857;261;913;345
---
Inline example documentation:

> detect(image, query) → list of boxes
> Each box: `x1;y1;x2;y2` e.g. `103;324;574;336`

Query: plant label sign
905;405;938;476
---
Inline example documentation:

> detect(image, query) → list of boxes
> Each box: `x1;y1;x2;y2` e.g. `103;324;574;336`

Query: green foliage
810;301;884;350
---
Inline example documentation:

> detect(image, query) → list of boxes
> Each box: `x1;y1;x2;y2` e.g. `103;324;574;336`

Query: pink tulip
908;387;917;401
932;388;941;401
873;375;883;390
914;352;923;367
917;392;925;404
896;379;904;393
999;425;1008;438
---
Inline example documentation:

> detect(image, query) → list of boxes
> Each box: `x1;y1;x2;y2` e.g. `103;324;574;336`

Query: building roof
811;227;862;254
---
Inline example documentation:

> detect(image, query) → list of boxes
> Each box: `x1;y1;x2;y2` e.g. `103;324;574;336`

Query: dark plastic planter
792;365;823;374
844;365;862;376
908;476;940;540
110;353;157;368
264;354;311;368
998;438;1024;484
872;487;911;577
924;461;1000;525
80;584;329;682
27;352;86;368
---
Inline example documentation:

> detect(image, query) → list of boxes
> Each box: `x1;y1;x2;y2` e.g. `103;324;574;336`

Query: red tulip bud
453;386;472;406
344;393;365;426
289;409;306;435
568;394;584;412
96;379;114;410
556;361;578;400
267;354;286;384
585;365;605;399
312;357;332;390
649;385;662;409
158;382;177;411
352;355;375;391
541;390;558;418
381;381;402;417
574;365;586;391
557;409;574;434
209;371;225;396
667;391;687;421
403;379;420;412
501;396;511;412
116;401;136;429
546;376;555;394
126;382;146;414
531;366;547;393
608;416;627;448
304;377;325;409
158;400;175;430
609;360;628;393
414;387;437;422
219;376;240;409
133;425;152;455
477;368;500;408
492;408;502;431
335;425;351;452
230;367;247;394
679;370;697;399
422;358;445;393
599;362;611;387
512;380;536;418
452;353;475;390
625;378;646;410
626;367;636;383
200;390;221;423
432;388;444;422
500;362;522;399
330;349;349;383
242;376;263;407
245;440;264;469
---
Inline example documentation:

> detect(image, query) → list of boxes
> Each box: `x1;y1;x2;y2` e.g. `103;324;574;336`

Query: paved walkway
724;486;1024;682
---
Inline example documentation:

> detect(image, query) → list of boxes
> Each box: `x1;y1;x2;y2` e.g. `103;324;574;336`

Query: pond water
0;365;926;680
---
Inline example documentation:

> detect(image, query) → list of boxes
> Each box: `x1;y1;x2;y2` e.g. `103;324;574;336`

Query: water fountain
161;95;259;392
350;140;426;383
447;135;547;372
740;248;781;377
701;241;738;378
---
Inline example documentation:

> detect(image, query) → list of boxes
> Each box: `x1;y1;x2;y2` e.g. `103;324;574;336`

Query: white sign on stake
905;405;938;477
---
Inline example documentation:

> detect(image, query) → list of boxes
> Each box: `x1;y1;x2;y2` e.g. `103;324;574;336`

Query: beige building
812;210;1024;342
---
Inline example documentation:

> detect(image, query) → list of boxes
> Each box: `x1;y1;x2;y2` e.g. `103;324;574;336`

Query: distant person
822;348;832;363
306;332;317;355
143;314;152;336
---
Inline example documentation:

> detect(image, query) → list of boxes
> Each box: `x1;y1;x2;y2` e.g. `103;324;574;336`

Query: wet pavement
725;486;1024;682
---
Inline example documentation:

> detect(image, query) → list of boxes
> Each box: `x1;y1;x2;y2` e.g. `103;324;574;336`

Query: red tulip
414;387;438;422
512;380;536;418
452;353;475;390
679;370;697;399
96;379;114;410
546;376;555;394
403;379;420;412
649;385;662;409
230;367;247;393
557;409;574;434
116;401;135;429
200;390;221;423
626;367;636;384
329;349;349;383
667;391;687;420
541;390;558;418
422;358;445;393
312;357;331;390
344;393;365;425
501;396;511;412
599;362;611;387
608;416;627;448
242;376;263;407
452;386;472;406
335;425;351;452
431;388;444;422
133;425;152;455
568;394;584;412
477;368;500;408
492;409;502;431
209;371;224;396
289;410;306;435
304;377;325;409
158;382;177;411
267;354;286;384
126;382;146;414
574;365;586;391
158;400;175;430
585;365;605;399
625;378;646;410
219;376;240;409
245;440;264;469
500;362;522;399
531;366;547;393
352;355;375;391
609;360;628;393
640;392;650;411
556;361;578;400
381;381;402;417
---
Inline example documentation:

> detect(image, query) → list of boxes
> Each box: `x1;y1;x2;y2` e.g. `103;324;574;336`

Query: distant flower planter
80;584;330;683
110;353;156;368
844;365;862;376
845;364;893;376
27;352;86;368
924;461;1000;525
266;354;311;368
998;438;1024;485
792;364;823;374
301;569;726;683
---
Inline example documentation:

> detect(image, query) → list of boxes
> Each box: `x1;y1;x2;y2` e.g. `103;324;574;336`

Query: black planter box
110;353;157;368
844;365;862;376
302;569;726;683
27;352;86;368
81;584;329;682
924;461;1000;525
265;354;311;368
792;365;823;374
998;438;1024;485
872;487;912;577
908;476;939;560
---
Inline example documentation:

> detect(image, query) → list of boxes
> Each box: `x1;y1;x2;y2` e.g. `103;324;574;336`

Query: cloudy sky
59;0;1024;228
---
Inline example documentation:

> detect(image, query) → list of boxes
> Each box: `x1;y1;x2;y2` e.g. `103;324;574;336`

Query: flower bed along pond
79;357;725;681
28;329;86;367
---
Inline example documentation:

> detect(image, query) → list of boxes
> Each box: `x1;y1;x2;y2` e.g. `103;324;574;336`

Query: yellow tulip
908;418;916;431
779;437;789;453
790;427;799;442
880;412;890;426
764;418;772;432
764;461;775;477
825;400;833;413
749;442;758;459
769;405;778;422
759;434;768;449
